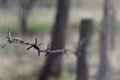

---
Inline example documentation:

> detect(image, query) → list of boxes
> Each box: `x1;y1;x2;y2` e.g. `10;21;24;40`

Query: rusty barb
1;29;69;56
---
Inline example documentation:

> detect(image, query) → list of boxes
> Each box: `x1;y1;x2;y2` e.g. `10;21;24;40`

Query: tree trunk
20;12;28;34
39;0;70;80
98;22;110;80
76;19;93;80
0;0;7;9
19;0;36;34
98;0;116;80
102;0;116;51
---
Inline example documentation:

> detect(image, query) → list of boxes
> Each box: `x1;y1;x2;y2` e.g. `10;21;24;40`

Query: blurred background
0;0;120;80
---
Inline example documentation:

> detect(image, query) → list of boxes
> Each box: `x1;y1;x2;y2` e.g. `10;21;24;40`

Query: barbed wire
0;30;70;56
0;29;94;56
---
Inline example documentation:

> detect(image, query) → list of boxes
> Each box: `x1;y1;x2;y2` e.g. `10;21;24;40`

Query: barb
2;29;33;47
1;29;14;48
26;38;42;56
7;29;14;43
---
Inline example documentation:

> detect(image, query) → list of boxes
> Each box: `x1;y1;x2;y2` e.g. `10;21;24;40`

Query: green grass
28;22;52;31
116;21;120;32
31;9;55;16
61;73;75;80
3;43;25;56
0;22;52;31
0;21;120;32
0;23;19;31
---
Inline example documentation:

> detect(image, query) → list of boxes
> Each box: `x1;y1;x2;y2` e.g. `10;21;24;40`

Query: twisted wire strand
13;38;33;45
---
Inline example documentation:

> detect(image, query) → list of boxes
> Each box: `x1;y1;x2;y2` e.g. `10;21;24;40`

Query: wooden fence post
76;19;93;80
